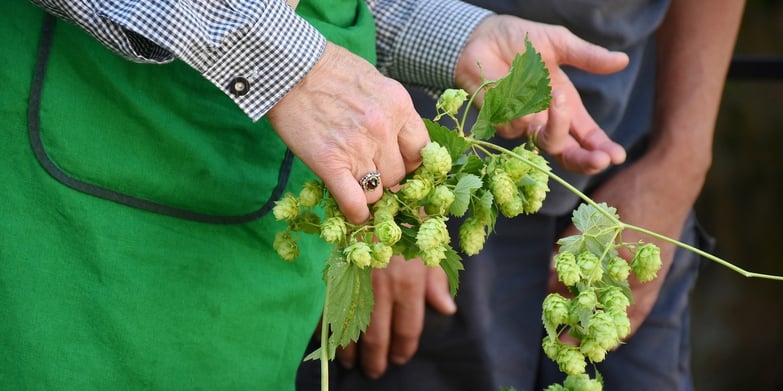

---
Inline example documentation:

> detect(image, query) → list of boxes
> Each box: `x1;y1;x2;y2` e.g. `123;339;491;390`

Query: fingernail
554;91;566;108
390;355;407;365
339;359;354;369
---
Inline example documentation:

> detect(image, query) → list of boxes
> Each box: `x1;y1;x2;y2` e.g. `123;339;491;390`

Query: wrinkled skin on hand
267;43;429;224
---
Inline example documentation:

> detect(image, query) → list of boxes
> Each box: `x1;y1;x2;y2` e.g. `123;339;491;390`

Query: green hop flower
563;374;603;391
273;231;299;262
298;180;323;208
490;169;519;208
421;142;453;179
599;286;631;312
499;196;525;218
555;251;581;286
544;384;568;391
608;308;631;339
425;185;455;216
320;216;347;244
577;251;603;283
344;241;373;269
435;88;468;116
574;290;598;313
588;310;620;351
631;243;662;282
322;197;341;218
401;175;432;202
542;293;570;329
542;335;561;361
525;151;552;184
556;345;587;376
373;191;400;217
421;246;447;267
371;243;393;268
272;193;299;221
519;176;549;214
416;217;449;251
375;218;402;246
606;256;631;281
503;147;533;182
459;216;487;256
579;337;608;363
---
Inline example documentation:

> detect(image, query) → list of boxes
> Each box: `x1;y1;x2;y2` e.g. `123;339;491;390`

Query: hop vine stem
472;138;783;281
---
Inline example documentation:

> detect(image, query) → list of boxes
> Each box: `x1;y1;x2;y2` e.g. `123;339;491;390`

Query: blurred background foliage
692;0;783;389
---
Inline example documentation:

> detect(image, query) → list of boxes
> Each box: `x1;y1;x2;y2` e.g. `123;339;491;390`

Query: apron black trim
28;14;293;224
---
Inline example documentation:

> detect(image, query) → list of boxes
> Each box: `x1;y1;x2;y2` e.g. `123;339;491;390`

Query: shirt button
228;77;250;96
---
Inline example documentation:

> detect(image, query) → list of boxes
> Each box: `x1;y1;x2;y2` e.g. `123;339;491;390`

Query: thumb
425;267;457;315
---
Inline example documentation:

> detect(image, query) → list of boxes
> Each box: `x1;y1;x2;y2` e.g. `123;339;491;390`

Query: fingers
551;27;630;75
397;111;429;173
342;257;433;379
425;266;457;315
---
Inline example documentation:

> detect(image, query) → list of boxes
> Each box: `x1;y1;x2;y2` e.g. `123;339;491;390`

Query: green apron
0;1;374;389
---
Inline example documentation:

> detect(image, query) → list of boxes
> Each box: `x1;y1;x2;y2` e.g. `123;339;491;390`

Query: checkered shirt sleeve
30;0;492;121
30;0;325;122
370;0;493;90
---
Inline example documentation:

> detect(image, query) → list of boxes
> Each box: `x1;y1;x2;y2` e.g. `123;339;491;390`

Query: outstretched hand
457;15;628;174
267;43;430;224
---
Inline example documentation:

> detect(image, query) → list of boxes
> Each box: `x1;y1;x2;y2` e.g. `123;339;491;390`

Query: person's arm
31;0;431;224
30;0;324;121
556;0;745;337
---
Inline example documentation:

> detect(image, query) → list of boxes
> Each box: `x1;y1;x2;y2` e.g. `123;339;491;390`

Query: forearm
648;0;745;195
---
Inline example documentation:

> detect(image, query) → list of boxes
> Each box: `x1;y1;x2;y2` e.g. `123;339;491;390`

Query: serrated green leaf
455;153;485;176
471;39;552;140
424;118;471;161
571;203;619;235
439;246;464;297
557;234;585;255
450;174;483;217
324;254;374;358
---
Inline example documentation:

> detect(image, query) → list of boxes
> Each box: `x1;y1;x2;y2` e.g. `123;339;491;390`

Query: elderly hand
267;43;430;224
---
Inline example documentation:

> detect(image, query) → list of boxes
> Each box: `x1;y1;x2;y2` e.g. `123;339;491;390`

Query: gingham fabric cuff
199;3;326;121
97;0;325;121
388;0;493;89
